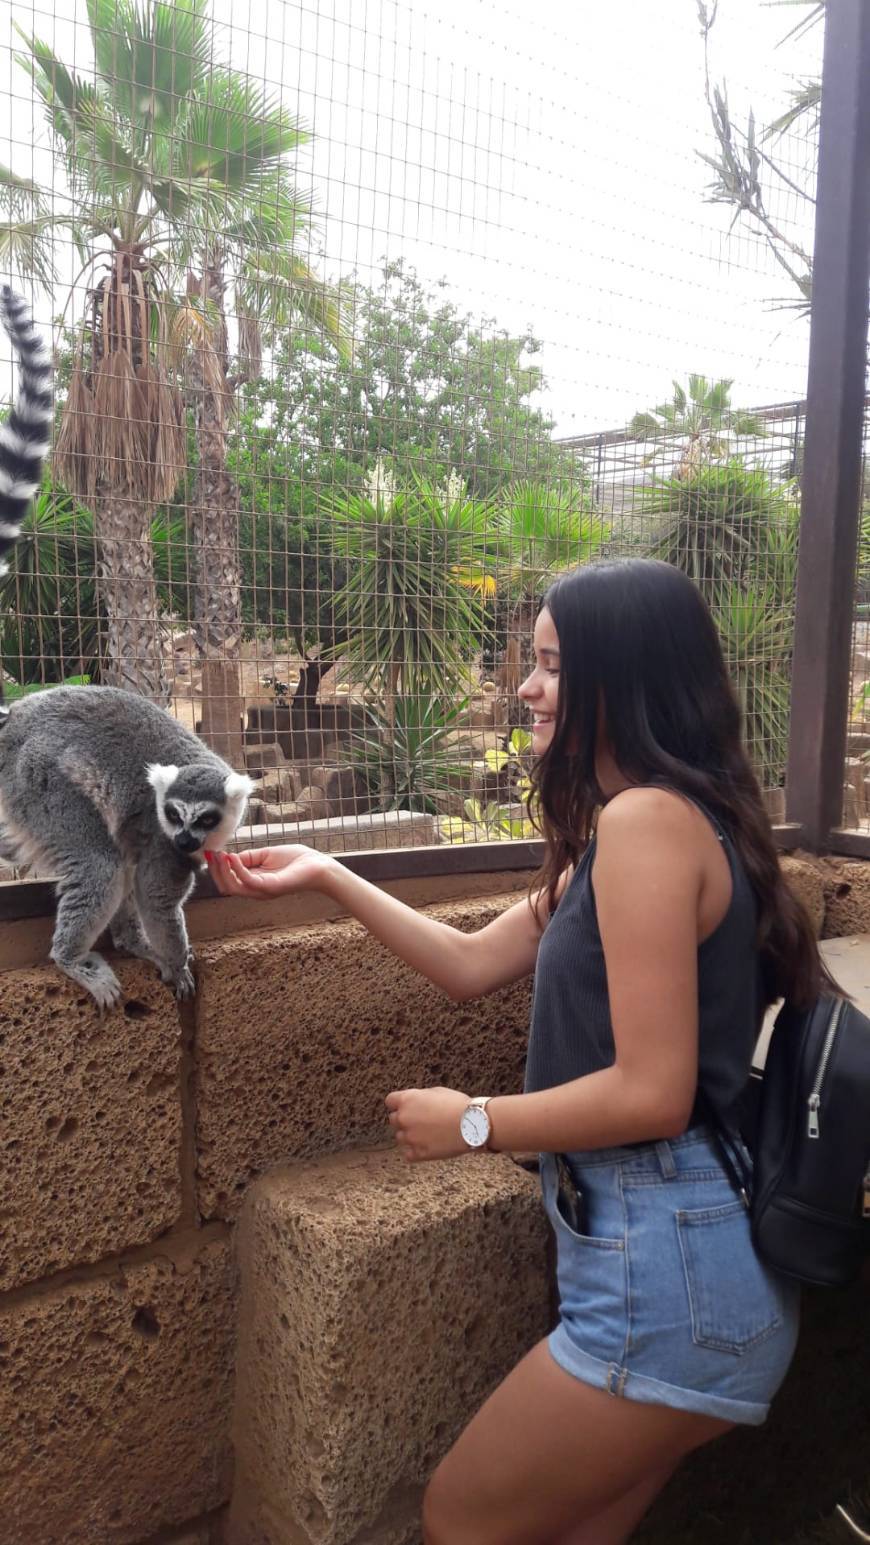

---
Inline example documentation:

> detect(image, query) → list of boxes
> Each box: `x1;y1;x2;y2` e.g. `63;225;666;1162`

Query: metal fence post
785;0;870;850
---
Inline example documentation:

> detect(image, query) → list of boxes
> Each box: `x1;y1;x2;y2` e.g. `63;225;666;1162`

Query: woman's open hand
206;844;338;899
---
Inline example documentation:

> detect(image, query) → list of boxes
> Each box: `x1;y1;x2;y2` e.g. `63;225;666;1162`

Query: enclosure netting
0;0;825;868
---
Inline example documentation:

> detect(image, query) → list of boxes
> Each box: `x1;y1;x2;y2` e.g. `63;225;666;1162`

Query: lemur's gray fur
0;289;253;1009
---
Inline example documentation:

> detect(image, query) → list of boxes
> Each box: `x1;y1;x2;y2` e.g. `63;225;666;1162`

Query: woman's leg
422;1340;733;1545
550;1462;677;1545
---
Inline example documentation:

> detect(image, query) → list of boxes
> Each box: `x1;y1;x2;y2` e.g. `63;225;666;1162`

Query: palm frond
238;249;352;357
0;214;59;289
16;30;142;205
171;70;307;188
0;163;49;217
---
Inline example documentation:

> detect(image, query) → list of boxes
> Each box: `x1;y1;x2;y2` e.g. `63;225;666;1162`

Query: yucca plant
642;461;798;788
487;478;605;728
11;0;345;733
712;581;795;790
327;470;491;717
642;462;799;590
347;694;473;813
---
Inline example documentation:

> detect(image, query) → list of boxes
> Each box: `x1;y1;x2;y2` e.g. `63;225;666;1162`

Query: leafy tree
258;260;580;499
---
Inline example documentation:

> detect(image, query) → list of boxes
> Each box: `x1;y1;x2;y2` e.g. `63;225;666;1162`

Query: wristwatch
459;1096;493;1151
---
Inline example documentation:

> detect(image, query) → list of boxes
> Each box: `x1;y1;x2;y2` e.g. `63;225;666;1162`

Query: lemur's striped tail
0;287;53;579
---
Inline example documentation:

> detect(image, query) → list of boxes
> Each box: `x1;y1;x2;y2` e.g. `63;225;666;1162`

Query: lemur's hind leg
108;891;162;967
40;792;127;1010
133;851;197;1000
50;852;127;1009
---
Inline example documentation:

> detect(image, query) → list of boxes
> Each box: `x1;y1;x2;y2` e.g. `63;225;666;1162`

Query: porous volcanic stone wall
0;854;864;1545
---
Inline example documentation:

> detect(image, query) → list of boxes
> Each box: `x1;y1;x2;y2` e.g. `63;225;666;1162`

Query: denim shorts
540;1126;800;1426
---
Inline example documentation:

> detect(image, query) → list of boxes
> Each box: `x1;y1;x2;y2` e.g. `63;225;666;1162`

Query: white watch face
460;1105;490;1148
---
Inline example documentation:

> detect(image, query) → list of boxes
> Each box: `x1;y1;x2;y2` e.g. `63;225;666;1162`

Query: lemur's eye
164;805;182;826
198;811;221;831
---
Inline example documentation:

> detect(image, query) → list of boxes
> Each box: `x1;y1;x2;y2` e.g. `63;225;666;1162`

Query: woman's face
518;606;561;756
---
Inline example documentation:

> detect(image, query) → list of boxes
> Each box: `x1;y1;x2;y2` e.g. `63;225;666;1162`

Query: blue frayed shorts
540;1126;800;1426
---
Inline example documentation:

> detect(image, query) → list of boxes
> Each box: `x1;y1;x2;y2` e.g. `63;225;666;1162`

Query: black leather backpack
708;996;870;1288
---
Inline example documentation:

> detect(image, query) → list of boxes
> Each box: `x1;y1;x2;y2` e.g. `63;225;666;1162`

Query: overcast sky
1;0;823;434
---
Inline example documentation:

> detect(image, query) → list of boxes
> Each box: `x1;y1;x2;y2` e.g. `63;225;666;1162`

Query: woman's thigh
422;1339;732;1545
550;1463;677;1545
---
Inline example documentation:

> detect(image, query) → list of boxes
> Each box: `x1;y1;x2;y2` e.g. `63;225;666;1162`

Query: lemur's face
160;796;223;855
146;764;254;857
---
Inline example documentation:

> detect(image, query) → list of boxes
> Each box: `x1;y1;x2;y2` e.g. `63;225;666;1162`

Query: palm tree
629;376;765;478
10;0;345;736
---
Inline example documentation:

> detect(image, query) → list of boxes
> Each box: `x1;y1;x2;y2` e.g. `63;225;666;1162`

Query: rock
295;787;331;821
258;767;299;804
244;743;288;775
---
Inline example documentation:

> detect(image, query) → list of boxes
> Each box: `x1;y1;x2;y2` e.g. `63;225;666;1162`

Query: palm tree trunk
190;259;245;768
94;491;169;702
497;593;537;733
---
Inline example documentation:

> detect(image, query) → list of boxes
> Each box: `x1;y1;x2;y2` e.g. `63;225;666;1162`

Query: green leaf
174;71;306;186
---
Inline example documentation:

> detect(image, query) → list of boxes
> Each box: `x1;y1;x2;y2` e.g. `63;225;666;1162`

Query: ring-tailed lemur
0;287;253;1009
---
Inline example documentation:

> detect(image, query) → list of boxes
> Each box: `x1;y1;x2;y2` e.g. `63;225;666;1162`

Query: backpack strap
696;1087;754;1208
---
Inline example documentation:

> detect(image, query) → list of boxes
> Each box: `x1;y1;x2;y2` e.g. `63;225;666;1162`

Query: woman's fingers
206;853;263;894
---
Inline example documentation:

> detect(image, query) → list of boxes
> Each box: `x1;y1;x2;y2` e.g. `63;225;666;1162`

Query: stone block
780;854;826;937
0;963;182;1291
229;1149;551;1545
194;896;532;1218
244;743;288;776
259;766;301;804
819;857;870;938
296;787;332;821
0;1238;236;1544
305;765;368;814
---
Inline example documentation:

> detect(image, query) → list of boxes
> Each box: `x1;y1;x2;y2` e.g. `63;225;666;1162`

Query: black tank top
523;795;763;1128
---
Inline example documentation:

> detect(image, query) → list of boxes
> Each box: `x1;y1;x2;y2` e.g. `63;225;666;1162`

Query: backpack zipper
806;1000;845;1139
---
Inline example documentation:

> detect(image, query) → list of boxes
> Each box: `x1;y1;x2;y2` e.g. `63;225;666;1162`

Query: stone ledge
229;1147;551;1545
230;810;436;854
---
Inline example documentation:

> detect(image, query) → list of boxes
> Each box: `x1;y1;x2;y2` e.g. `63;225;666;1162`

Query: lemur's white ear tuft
224;772;255;801
146;763;180;798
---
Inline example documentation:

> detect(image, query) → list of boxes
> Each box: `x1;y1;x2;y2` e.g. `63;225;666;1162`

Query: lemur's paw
53;952;123;1012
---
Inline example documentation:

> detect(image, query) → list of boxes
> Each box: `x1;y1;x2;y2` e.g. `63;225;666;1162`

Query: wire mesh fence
845;405;870;832
0;0;829;877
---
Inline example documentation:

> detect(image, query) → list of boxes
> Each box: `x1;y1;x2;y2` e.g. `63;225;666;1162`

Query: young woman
208;559;824;1545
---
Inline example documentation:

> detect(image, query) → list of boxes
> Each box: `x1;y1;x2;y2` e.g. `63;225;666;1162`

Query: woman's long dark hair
530;558;831;1008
